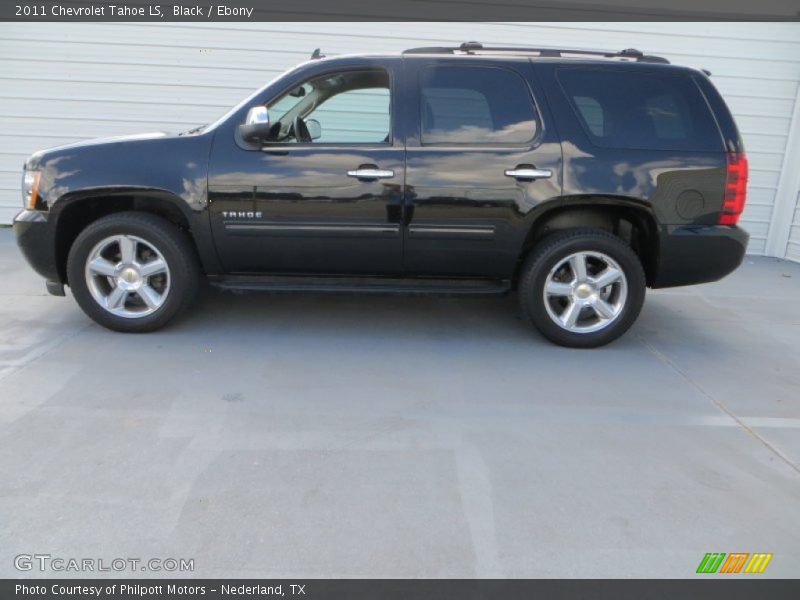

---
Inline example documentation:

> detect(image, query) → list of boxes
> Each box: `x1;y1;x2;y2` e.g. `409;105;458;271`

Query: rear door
402;57;562;278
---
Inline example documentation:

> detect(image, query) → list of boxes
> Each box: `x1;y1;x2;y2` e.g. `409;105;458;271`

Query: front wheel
519;229;646;348
67;212;199;332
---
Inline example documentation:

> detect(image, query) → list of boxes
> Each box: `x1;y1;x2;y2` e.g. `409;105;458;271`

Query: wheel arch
519;196;660;286
51;188;203;283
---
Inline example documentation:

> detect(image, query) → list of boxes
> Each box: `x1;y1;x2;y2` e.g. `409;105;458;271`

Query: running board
209;274;511;296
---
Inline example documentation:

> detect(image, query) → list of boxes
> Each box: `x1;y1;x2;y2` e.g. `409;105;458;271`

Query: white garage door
1;22;799;259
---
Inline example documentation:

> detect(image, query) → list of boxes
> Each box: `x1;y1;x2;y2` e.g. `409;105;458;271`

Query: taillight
720;152;748;226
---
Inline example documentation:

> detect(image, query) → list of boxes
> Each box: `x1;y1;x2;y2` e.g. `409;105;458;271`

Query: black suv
14;43;749;347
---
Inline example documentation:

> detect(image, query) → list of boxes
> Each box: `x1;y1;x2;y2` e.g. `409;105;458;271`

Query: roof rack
402;42;669;64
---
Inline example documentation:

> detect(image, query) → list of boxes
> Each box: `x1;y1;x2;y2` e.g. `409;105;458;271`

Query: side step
208;274;511;296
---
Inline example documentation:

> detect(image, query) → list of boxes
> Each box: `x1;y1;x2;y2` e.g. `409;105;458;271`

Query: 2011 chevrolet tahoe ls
13;43;749;347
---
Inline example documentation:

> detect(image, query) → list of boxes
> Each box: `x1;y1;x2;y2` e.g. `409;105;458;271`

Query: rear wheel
519;229;645;347
67;212;199;332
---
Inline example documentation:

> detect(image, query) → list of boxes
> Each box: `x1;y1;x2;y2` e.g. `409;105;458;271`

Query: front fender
28;131;222;276
36;133;211;214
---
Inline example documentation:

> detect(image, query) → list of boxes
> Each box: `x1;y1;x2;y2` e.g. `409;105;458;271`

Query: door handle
347;167;395;181
504;167;553;181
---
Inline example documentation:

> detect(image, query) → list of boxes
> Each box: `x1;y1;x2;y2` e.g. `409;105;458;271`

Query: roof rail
402;42;670;64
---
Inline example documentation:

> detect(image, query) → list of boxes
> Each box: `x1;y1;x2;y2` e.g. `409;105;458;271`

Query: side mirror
306;118;322;140
239;106;270;144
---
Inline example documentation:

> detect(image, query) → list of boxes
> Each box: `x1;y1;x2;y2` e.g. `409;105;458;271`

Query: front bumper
652;224;749;288
13;209;61;286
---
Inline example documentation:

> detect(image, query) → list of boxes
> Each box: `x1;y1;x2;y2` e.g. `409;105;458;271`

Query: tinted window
420;66;537;145
573;96;604;136
557;68;721;151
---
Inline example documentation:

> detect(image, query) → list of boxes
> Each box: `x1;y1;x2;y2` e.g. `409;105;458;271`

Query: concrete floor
0;227;799;579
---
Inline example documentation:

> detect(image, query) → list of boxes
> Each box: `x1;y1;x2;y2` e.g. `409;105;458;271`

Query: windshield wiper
180;124;207;135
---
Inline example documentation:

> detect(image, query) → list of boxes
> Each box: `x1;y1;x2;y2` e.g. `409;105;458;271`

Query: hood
25;132;172;170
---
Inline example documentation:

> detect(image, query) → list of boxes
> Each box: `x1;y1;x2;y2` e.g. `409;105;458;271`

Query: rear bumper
13;209;61;285
652;224;749;288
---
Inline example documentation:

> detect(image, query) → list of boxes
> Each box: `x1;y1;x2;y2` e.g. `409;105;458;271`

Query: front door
402;58;562;278
208;64;404;274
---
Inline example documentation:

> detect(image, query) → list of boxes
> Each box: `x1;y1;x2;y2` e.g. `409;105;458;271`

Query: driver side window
267;69;391;145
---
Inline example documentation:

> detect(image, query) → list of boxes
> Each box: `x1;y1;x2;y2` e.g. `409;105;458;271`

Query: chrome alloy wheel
84;234;171;319
542;251;628;334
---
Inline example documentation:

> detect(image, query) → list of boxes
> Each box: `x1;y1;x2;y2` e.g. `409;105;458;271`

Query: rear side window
420;66;538;145
557;68;721;151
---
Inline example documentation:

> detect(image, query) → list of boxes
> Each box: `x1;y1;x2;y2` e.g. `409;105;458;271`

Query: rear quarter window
556;68;722;152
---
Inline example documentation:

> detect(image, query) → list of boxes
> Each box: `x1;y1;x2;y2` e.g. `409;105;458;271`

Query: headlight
22;170;41;209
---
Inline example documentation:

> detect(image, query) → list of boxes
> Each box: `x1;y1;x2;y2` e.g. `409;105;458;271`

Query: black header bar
3;0;800;21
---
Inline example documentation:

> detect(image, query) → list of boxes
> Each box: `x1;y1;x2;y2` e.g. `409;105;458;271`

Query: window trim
418;64;543;149
254;66;396;149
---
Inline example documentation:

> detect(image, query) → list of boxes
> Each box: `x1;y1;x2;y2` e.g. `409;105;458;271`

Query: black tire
519;228;646;348
66;212;200;332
